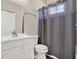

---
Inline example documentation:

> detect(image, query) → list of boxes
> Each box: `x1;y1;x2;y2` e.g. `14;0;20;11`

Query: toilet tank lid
35;44;48;50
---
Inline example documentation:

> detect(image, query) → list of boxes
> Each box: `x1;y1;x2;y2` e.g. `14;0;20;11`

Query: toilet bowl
35;44;48;59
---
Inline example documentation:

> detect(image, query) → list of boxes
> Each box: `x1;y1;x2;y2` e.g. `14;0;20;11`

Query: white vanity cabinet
1;46;23;59
1;36;38;59
23;43;34;59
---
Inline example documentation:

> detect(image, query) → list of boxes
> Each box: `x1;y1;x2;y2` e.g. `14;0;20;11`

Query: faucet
12;30;17;37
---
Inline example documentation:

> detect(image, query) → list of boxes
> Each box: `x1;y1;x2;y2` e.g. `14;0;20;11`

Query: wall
23;8;38;35
23;11;38;35
1;0;38;35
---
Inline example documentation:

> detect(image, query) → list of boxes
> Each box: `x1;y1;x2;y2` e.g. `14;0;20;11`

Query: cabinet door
29;44;34;59
23;43;34;59
1;47;23;59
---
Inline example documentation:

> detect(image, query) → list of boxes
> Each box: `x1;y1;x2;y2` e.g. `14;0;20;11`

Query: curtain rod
38;0;64;10
48;0;64;7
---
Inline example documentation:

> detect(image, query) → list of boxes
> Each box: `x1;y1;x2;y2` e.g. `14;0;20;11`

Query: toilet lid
35;44;48;50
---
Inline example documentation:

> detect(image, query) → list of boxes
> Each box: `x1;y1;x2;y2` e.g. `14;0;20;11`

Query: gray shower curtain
38;0;76;59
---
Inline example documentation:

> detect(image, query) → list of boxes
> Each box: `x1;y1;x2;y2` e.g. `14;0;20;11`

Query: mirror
1;10;15;37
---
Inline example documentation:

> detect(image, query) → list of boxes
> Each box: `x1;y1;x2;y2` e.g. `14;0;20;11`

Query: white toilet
35;44;48;59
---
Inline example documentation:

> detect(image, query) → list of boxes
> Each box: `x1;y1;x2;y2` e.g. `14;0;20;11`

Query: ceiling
8;0;58;10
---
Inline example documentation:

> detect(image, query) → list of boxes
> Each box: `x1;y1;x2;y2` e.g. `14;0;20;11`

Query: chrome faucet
12;30;17;37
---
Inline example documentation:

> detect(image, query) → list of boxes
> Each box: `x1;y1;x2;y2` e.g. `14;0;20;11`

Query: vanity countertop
1;33;38;43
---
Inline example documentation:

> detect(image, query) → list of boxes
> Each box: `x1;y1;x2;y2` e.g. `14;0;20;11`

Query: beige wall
24;12;38;35
24;9;38;35
1;0;38;35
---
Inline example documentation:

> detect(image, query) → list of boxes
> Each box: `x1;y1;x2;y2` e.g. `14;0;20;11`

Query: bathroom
1;0;77;59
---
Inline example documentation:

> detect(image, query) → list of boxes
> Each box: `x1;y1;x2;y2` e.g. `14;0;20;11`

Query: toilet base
36;53;46;59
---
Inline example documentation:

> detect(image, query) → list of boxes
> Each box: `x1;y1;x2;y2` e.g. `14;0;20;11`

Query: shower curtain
38;6;65;59
38;0;76;59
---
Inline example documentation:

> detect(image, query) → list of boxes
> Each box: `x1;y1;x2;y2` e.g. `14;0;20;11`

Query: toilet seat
35;44;48;53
